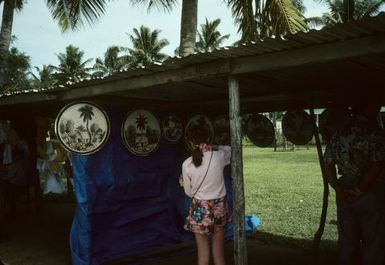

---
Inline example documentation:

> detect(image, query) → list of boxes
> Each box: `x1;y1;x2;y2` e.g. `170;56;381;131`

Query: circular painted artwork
54;101;110;155
162;115;183;142
121;109;161;156
282;110;314;145
184;115;214;151
319;107;350;142
246;114;275;147
213;115;230;145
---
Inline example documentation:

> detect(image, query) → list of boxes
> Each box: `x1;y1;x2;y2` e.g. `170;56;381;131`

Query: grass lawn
243;143;338;251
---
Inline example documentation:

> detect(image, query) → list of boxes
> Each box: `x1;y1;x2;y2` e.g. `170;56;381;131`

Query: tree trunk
0;0;16;87
344;0;355;22
0;0;14;52
179;0;198;56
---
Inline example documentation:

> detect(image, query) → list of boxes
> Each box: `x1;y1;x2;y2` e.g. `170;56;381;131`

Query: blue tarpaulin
69;108;258;265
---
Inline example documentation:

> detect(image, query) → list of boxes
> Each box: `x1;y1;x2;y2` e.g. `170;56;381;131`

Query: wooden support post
310;109;329;261
228;76;248;265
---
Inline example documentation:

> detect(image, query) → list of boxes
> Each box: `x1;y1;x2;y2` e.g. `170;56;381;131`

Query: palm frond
358;0;385;18
46;0;109;32
129;0;177;12
226;0;257;42
124;25;170;67
263;0;308;35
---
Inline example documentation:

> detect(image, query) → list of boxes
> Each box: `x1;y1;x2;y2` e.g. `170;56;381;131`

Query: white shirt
182;145;231;200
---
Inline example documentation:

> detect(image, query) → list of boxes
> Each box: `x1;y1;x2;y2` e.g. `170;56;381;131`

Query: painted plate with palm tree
161;115;183;142
122;109;161;156
213;115;230;145
54;101;110;155
184;114;214;151
246;114;275;147
282;110;314;145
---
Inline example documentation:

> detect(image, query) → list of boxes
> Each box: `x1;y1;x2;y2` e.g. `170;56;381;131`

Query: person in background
323;98;385;265
182;126;231;265
4;146;29;217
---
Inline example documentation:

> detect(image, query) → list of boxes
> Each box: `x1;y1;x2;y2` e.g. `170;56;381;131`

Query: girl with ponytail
182;126;231;265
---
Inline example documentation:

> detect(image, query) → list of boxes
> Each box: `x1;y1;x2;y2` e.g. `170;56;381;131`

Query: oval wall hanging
213;115;230;145
121;109;161;156
319;107;350;142
54;101;110;155
282;110;314;145
184;114;214;151
161;115;183;142
245;114;275;147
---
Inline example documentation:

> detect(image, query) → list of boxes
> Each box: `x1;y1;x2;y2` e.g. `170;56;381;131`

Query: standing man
323;99;385;265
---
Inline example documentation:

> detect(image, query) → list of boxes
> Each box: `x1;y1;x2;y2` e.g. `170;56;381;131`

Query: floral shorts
184;197;230;236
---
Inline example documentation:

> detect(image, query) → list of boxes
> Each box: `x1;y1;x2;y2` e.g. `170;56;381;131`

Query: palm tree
52;45;93;85
306;0;385;27
226;0;308;42
78;104;94;144
2;47;31;91
123;25;169;67
30;65;56;88
92;46;127;77
0;0;23;53
136;114;148;132
196;18;230;53
0;0;24;87
179;0;198;56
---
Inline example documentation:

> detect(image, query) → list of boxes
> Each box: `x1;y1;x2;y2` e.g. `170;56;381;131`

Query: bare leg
195;233;210;265
212;226;226;265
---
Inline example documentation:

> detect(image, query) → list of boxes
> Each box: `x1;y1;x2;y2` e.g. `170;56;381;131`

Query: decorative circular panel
161;115;183;142
213;115;230;145
184;115;214;151
319;107;350;142
282;110;314;145
245;114;275;147
54;101;110;155
121;109;161;156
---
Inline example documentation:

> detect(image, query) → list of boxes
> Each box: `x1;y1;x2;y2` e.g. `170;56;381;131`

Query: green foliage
1;47;32;91
306;0;385;27
122;25;169;67
129;0;177;11
30;65;57;88
226;0;308;42
243;146;338;249
46;0;110;32
196;18;230;52
92;46;128;77
52;45;93;85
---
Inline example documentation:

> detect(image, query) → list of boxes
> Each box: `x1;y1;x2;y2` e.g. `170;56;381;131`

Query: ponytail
186;126;210;167
192;146;203;167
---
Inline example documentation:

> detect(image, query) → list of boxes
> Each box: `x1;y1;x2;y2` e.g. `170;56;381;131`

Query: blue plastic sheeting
69;108;258;265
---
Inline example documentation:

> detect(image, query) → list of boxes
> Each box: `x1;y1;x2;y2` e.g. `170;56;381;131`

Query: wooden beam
228;76;248;265
0;93;57;106
58;60;231;101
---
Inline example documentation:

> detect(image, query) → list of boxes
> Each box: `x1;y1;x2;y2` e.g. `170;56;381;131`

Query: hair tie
199;143;212;153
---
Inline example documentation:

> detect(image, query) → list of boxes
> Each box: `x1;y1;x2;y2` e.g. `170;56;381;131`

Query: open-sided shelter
1;13;385;265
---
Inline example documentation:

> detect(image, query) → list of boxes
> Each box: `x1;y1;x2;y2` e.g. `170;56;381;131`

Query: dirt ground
0;201;337;265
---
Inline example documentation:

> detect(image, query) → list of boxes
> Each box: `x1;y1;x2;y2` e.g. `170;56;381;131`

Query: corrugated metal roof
1;13;385;100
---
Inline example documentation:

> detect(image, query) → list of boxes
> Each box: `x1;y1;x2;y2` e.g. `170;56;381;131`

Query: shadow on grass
250;230;338;263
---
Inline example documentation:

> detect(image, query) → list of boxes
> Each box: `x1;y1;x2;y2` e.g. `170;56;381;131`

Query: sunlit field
243;143;338;250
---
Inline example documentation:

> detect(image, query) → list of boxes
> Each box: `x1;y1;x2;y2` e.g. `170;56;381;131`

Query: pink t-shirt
182;145;231;200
